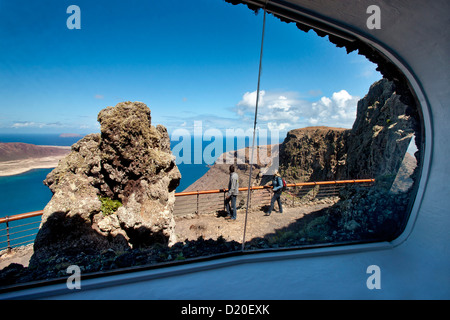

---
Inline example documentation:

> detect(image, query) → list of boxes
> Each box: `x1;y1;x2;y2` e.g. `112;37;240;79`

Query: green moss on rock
99;196;122;216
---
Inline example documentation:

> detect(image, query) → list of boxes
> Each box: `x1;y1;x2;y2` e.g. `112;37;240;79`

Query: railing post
292;186;295;206
5;216;11;253
223;191;226;211
196;192;199;214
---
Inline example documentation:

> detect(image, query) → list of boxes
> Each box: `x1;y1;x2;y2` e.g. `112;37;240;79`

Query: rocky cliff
30;102;181;265
279;126;348;182
346;79;417;181
186;79;418;195
279;79;417;186
273;79;420;244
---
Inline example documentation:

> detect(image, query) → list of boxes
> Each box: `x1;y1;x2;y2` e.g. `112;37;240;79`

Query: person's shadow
261;204;271;214
216;209;229;218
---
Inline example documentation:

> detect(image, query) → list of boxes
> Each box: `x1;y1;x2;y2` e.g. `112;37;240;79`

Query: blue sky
0;0;381;138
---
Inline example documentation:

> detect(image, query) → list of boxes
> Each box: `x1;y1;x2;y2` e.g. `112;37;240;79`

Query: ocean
0;133;282;219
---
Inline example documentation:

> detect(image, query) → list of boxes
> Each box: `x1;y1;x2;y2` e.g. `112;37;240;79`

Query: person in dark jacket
225;164;239;220
265;170;283;216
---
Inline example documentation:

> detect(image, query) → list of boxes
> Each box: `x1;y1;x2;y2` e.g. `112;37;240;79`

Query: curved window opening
0;0;424;290
229;2;424;251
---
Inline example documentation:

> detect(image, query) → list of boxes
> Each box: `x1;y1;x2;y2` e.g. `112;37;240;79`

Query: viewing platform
0;179;374;253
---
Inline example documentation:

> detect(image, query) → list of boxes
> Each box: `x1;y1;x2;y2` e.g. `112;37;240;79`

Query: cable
242;3;267;251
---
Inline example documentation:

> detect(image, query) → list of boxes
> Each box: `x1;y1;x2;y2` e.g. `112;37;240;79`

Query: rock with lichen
30;102;180;265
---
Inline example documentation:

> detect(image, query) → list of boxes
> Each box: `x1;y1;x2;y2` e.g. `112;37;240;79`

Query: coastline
0;146;70;177
0;156;67;177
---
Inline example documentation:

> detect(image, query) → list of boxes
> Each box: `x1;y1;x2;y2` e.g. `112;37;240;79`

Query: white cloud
311;90;359;126
12;121;65;129
237;91;303;123
12;121;37;128
237;90;266;113
9;120;99;132
235;89;359;132
163;89;359;137
268;122;291;131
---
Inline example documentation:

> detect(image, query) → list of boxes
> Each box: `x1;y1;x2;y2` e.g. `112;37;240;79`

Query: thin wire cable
242;6;267;252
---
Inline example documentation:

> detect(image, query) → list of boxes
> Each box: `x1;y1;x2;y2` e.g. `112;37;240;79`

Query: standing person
265;170;283;216
225;164;239;220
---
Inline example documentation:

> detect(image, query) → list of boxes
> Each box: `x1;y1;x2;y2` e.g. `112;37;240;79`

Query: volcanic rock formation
279;126;348;182
30;102;181;265
345;78;417;181
279;79;417;186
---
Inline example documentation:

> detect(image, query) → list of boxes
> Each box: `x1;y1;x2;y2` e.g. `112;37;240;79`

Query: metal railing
0;179;374;252
173;179;375;216
0;211;43;252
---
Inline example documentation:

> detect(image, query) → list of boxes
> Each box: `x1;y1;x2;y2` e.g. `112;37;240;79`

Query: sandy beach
0;146;70;177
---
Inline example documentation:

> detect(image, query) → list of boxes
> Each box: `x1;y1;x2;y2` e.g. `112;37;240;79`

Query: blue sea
0;133;282;219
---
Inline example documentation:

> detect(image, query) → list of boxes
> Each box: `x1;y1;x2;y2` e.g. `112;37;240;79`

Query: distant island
0;142;70;177
59;133;83;138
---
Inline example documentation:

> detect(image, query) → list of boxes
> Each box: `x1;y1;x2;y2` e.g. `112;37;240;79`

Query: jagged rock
346;79;416;183
31;102;180;266
279;126;348;182
279;79;417;186
327;183;411;241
